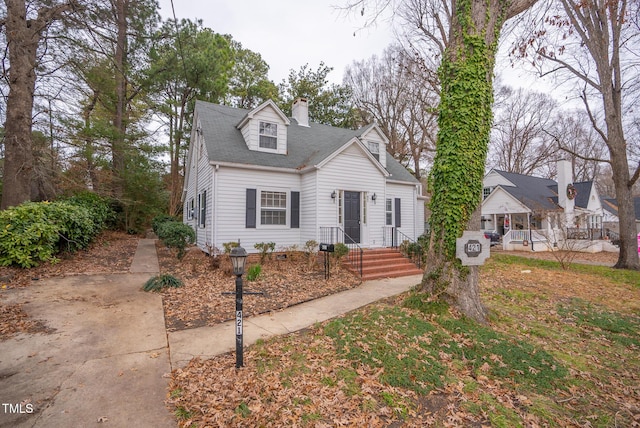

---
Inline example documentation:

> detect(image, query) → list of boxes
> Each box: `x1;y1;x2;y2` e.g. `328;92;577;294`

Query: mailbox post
319;243;334;279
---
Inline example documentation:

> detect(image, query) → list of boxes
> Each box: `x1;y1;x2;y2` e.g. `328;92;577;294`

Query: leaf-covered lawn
169;254;640;427
156;245;361;331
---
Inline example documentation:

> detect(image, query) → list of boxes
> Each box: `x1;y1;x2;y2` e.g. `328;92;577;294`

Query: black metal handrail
319;227;363;277
383;226;423;269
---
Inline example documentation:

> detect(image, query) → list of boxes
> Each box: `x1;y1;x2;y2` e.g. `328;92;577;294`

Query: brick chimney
292;98;309;127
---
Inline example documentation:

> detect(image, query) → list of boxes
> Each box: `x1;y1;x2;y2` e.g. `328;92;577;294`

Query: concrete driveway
0;240;174;427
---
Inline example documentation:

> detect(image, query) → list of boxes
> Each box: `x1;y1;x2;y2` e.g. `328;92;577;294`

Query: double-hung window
385;198;393;226
187;198;194;220
483;187;493;199
367;141;380;161
259;121;278;149
198;191;207;228
260;191;287;225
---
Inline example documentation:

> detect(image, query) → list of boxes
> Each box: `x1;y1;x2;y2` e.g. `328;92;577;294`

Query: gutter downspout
212;164;219;252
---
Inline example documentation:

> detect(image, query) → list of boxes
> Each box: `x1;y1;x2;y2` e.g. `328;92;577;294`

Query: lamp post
229;244;247;368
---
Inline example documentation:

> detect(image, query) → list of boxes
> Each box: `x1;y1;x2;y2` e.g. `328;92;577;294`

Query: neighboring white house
481;160;611;252
602;196;640;234
182;98;426;254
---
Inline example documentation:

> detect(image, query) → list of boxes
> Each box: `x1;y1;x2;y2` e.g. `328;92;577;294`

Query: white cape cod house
182;98;426;264
481;160;615;252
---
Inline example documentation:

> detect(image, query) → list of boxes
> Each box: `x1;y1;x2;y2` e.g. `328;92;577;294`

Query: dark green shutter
246;189;256;228
291;191;300;228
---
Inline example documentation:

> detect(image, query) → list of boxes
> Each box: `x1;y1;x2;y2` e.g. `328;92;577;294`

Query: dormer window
367;141;380;161
483;186;494;199
259;121;278;149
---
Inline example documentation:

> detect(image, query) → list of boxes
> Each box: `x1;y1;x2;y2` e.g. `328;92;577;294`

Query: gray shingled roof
492;170;596;212
603;197;640;220
195;100;418;184
493;170;560;211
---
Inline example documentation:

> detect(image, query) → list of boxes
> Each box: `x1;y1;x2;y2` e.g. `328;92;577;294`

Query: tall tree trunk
112;0;128;199
2;0;75;209
2;0;36;209
420;0;538;323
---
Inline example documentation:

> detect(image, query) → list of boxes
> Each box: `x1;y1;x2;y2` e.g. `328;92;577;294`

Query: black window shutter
246;189;256;228
200;190;207;227
291;191;300;228
394;198;401;228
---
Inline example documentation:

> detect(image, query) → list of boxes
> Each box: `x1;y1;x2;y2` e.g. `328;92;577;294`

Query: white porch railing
503;229;549;246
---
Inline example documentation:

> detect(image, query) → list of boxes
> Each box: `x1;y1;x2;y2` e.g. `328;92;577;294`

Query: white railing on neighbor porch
503;229;549;247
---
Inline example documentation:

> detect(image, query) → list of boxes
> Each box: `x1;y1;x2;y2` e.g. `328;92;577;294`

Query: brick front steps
346;248;423;281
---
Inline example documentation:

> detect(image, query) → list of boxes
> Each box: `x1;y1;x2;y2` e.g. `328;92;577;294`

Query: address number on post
236;311;243;335
456;231;490;266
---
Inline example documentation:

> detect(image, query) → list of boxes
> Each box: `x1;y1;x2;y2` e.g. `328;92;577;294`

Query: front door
343;191;361;244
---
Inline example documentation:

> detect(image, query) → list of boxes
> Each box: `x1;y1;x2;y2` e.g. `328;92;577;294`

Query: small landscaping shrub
143;274;183;292
222;241;239;254
332;243;349;260
304;240;319;270
247;264;262;281
157;222;195;259
254;241;275;263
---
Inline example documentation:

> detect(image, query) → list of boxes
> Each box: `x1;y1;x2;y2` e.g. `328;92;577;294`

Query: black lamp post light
225;242;263;369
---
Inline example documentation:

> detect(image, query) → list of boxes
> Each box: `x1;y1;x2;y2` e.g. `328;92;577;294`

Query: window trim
259;121;278;150
385;198;393;226
187;198;195;220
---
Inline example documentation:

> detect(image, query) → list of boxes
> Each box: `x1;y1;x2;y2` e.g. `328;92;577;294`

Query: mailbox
319;243;335;252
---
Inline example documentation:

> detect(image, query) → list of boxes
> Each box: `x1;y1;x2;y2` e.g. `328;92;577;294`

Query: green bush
62;191;117;230
47;201;97;253
0;200;107;268
152;214;178;235
143;274;183;292
246;264;262;281
333;243;349;260
0;203;59;267
157;221;195;259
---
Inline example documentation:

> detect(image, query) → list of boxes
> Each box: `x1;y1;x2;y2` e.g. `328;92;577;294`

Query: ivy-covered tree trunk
421;0;538;323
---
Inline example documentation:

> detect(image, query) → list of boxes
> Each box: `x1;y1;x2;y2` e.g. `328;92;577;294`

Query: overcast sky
156;0;395;85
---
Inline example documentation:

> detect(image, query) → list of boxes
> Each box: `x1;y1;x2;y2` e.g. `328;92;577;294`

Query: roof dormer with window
237;100;290;155
359;125;388;169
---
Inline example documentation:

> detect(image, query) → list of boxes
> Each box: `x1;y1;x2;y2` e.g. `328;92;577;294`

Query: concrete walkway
0;239;173;428
168;273;423;368
0;239;422;427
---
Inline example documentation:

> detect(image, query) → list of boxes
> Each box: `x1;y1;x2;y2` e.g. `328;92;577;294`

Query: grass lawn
168;254;640;427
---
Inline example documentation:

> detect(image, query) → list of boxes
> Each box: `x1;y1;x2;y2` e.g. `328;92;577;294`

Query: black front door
344;191;360;244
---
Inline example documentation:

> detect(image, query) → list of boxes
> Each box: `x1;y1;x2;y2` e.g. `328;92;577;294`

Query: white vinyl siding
300;172;318;243
387;182;421;241
214;167;300;251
